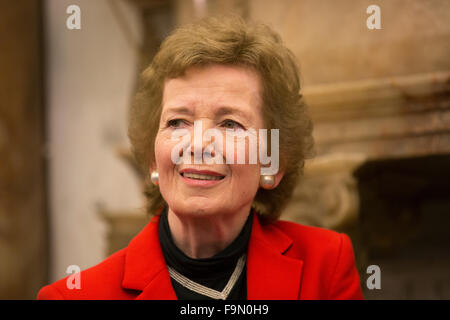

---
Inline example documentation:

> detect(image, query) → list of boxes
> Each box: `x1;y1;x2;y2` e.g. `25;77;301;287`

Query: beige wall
176;0;450;85
45;0;143;282
249;0;450;85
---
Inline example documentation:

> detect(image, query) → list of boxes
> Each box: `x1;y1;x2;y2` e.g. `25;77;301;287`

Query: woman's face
154;64;266;217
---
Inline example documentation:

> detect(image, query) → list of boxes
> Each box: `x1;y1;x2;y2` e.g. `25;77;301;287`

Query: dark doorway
355;154;450;299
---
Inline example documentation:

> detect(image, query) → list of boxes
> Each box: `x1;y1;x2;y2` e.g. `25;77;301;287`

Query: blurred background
0;0;449;299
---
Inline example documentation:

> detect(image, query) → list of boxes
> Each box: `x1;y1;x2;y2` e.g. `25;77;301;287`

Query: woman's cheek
155;135;171;171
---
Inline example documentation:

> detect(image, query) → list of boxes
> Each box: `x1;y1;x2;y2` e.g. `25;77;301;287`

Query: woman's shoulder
271;219;343;244
267;219;363;299
267;219;355;262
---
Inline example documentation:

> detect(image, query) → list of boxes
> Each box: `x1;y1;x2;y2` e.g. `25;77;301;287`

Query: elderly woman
38;16;363;300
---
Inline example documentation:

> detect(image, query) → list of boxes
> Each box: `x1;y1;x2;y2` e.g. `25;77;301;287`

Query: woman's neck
167;206;252;259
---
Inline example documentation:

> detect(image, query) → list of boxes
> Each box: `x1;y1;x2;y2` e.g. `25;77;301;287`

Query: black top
158;206;253;300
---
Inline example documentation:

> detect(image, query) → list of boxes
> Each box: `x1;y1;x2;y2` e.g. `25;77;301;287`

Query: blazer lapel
246;212;304;300
135;269;177;300
121;215;177;300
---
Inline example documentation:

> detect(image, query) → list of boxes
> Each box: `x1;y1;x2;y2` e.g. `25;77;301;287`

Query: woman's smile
179;168;226;187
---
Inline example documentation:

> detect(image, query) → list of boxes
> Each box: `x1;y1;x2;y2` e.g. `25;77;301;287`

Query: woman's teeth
182;173;224;180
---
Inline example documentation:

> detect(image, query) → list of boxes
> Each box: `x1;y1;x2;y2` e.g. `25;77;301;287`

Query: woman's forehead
164;65;260;95
161;65;263;116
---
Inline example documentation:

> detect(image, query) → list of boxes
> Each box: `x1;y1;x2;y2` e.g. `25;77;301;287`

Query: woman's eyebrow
161;106;193;118
162;105;252;122
215;106;251;121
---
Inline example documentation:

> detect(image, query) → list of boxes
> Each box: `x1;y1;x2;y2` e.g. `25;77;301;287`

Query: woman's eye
222;119;243;130
167;119;185;128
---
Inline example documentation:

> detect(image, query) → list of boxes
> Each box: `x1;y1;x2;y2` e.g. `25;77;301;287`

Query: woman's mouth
181;172;224;181
179;169;226;186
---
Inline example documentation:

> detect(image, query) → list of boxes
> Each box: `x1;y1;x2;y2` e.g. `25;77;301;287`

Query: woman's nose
187;120;218;163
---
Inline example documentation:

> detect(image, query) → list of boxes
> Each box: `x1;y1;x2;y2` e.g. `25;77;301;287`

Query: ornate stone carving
282;153;366;230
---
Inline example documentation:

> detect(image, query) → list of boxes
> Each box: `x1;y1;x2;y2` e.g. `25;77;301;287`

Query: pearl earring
150;171;159;185
260;175;275;189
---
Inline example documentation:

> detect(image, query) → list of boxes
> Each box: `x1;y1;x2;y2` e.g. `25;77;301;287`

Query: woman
38;16;363;300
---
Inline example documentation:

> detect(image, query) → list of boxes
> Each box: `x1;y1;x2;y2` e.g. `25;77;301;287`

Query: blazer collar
122;210;303;300
122;215;177;299
246;211;304;299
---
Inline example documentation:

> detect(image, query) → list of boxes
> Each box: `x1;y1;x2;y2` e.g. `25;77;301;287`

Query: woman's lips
179;168;225;176
179;168;225;187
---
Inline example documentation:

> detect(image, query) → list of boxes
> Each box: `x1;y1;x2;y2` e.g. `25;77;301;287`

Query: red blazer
37;212;364;300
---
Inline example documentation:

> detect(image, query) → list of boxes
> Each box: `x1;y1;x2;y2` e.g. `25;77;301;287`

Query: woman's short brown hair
128;15;314;223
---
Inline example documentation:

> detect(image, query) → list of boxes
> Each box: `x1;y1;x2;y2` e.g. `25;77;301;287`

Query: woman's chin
170;200;226;217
